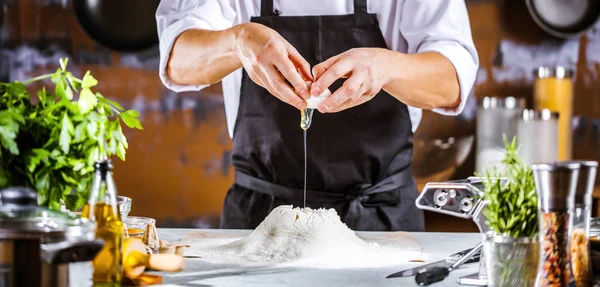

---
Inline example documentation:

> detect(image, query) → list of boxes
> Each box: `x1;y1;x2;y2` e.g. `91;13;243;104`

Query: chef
156;0;478;231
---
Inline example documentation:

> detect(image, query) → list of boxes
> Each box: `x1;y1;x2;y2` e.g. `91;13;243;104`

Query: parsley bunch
0;58;142;211
481;137;538;238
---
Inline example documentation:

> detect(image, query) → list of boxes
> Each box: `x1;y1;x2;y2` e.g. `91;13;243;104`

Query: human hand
311;48;391;113
235;23;312;110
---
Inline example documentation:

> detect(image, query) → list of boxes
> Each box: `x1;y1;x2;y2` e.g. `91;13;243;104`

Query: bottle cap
532;162;580;211
561;161;598;206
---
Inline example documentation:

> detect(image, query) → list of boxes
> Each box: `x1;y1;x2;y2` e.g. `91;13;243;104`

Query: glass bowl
118;196;132;219
123;216;156;238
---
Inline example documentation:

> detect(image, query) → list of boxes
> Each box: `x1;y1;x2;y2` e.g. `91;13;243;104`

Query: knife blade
386;246;481;278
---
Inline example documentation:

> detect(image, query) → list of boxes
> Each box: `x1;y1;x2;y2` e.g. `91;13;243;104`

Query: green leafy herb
0;58;143;211
480;136;538;238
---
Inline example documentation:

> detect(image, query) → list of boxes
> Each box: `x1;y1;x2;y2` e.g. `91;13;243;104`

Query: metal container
0;186;104;287
483;232;539;287
476;96;525;174
516;109;559;165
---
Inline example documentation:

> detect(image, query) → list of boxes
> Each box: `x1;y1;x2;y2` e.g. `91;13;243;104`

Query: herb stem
22;74;53;85
110;106;121;115
66;78;79;94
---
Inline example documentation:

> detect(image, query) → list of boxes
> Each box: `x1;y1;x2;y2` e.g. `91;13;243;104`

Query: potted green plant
0;58;142;211
479;137;539;287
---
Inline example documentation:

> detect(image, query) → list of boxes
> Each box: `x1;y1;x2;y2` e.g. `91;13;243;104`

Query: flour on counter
185;205;424;268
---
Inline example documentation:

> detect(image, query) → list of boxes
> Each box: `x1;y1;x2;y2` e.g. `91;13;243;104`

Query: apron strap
234;170;411;205
260;0;275;16
234;170;414;229
354;0;368;14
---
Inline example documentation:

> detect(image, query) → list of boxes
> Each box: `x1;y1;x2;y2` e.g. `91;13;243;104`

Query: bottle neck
87;160;119;221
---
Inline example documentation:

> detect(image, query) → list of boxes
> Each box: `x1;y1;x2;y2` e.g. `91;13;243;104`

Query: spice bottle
533;162;581;287
476;96;525;173
568;161;598;287
81;159;124;285
533;66;574;161
516;109;559;165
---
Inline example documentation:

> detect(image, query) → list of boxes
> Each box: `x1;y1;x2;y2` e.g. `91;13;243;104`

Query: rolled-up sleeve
156;0;236;92
400;0;479;116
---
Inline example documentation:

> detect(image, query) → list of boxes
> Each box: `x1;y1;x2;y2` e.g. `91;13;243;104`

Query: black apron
220;0;425;232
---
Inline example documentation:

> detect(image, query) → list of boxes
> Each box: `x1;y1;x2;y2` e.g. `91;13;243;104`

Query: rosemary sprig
481;137;538;238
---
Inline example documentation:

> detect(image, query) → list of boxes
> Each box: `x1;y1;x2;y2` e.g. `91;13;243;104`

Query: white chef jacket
156;0;479;138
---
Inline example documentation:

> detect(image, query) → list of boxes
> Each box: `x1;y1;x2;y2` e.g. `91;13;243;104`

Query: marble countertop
147;229;484;287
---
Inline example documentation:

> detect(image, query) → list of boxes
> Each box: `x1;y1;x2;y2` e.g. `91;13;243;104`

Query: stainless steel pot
0;187;104;287
526;0;600;39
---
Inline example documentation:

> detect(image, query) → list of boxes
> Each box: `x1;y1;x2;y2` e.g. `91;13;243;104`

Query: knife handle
415;267;449;286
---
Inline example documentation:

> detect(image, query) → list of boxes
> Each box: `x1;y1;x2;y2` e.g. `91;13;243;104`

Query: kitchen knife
386;245;481;278
415;242;483;286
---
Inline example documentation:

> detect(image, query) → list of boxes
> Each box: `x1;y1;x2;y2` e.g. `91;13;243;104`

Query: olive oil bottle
81;159;123;286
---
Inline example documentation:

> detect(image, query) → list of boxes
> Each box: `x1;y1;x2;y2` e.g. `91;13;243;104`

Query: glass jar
571;204;591;287
517;109;559;165
568;161;597;287
123;216;156;238
476;96;525;174
533;66;574;161
588;218;600;278
117;196;132;219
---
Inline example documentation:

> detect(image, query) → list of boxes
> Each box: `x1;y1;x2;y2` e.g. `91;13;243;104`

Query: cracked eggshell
306;88;332;109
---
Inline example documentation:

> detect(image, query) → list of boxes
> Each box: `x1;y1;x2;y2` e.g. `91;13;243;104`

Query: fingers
274;56;310;99
264;65;307;110
329;93;372;113
251;65;281;99
311;57;354;97
312;54;341;81
319;73;364;113
285;42;313;82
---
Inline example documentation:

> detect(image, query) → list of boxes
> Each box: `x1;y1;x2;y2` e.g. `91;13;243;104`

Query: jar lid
0;187;94;238
478;96;526;109
521;109;560;121
534;66;574;79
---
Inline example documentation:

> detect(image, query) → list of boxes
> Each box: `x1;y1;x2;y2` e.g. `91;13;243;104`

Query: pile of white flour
188;205;423;268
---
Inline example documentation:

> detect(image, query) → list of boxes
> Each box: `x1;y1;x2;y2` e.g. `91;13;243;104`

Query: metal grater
415;177;507;286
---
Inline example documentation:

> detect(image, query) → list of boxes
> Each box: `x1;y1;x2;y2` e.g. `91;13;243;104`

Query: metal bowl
412;135;475;186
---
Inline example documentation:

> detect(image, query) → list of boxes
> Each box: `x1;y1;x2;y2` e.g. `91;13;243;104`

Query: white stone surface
154;229;482;287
